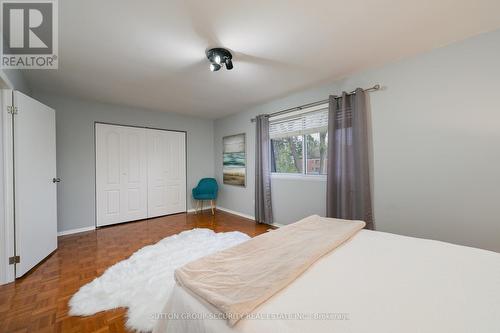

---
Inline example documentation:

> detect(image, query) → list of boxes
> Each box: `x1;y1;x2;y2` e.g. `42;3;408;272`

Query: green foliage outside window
271;136;303;173
271;130;328;175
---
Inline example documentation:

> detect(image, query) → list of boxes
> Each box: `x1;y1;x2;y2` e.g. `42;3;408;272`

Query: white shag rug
69;228;250;332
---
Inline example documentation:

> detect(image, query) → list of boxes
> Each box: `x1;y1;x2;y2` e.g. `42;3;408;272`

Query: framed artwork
223;133;246;187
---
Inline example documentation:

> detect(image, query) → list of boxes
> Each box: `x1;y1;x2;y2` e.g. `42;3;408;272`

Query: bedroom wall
0;69;31;95
213;29;500;252
0;71;30;283
0;91;6;283
32;93;215;234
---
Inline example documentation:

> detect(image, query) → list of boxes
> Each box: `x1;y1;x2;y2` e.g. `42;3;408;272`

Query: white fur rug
69;228;249;332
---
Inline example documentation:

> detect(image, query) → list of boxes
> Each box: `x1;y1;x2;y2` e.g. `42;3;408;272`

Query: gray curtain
255;115;273;224
326;89;374;229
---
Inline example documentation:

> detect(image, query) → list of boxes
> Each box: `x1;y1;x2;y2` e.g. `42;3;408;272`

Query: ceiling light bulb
214;55;222;64
210;63;221;72
225;59;233;70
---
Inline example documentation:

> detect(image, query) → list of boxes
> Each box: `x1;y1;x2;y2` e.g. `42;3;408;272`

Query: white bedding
153;230;500;333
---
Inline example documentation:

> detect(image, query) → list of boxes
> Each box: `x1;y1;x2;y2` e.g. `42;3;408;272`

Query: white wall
214;29;500;252
0;70;30;283
32;93;215;233
0;70;30;95
0;70;30;240
0;91;7;283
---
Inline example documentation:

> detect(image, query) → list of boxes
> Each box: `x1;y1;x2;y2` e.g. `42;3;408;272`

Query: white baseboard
58;226;96;236
191;206;284;227
187;206;256;221
215;207;285;228
216;206;255;221
57;211;281;236
186;208;214;214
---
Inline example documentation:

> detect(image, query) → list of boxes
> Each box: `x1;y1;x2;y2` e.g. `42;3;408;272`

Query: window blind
269;107;329;139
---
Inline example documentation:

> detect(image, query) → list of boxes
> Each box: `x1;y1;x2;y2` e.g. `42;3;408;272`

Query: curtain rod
250;84;381;122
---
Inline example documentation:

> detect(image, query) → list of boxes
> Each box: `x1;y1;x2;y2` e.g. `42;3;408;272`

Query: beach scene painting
223;134;246;186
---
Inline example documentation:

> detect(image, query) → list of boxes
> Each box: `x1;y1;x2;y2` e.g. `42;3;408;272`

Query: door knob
52;177;61;183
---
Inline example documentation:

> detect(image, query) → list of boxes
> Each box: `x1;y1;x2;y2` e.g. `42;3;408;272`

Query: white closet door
12;91;57;277
120;127;148;221
96;124;121;226
147;130;186;217
96;124;148;226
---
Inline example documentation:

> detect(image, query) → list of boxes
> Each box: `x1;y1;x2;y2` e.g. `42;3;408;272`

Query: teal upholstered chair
192;178;218;215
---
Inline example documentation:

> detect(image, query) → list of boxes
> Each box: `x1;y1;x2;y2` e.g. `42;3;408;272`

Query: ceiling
23;0;500;118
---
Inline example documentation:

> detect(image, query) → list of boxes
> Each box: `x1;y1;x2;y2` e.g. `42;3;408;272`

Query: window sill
270;173;327;182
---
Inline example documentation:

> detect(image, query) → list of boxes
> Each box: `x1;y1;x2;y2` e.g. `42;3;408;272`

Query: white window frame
269;103;328;178
271;172;327;181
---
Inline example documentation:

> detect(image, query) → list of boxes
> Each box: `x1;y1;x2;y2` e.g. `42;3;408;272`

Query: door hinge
8;256;20;264
7;106;18;115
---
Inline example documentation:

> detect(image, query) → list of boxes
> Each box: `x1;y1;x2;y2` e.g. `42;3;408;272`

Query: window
271;135;303;173
306;131;328;174
270;104;328;175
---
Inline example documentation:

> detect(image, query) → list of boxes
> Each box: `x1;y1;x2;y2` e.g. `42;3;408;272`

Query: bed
154;218;500;333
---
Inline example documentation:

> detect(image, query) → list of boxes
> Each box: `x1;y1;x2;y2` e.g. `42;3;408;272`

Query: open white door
12;91;58;277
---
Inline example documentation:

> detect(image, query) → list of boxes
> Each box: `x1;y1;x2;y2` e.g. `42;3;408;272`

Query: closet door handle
52;177;61;183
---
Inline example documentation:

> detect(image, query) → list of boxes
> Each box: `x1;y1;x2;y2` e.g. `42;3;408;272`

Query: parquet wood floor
0;210;272;332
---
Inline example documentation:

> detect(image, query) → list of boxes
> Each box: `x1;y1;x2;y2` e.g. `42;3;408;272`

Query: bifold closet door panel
147;130;186;218
96;124;121;226
96;124;148;226
120;126;148;221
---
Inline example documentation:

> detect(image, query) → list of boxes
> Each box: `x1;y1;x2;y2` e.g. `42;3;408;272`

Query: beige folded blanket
174;215;365;326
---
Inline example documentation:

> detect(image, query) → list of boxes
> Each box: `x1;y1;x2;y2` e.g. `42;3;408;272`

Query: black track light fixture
206;48;233;72
209;63;221;72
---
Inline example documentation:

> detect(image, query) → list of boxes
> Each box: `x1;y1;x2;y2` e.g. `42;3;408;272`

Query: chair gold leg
211;200;214;215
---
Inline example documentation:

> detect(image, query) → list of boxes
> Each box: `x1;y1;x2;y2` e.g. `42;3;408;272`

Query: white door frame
94;122;188;228
1;89;16;284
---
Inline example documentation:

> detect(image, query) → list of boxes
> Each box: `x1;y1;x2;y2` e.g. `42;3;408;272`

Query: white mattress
153;230;500;333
